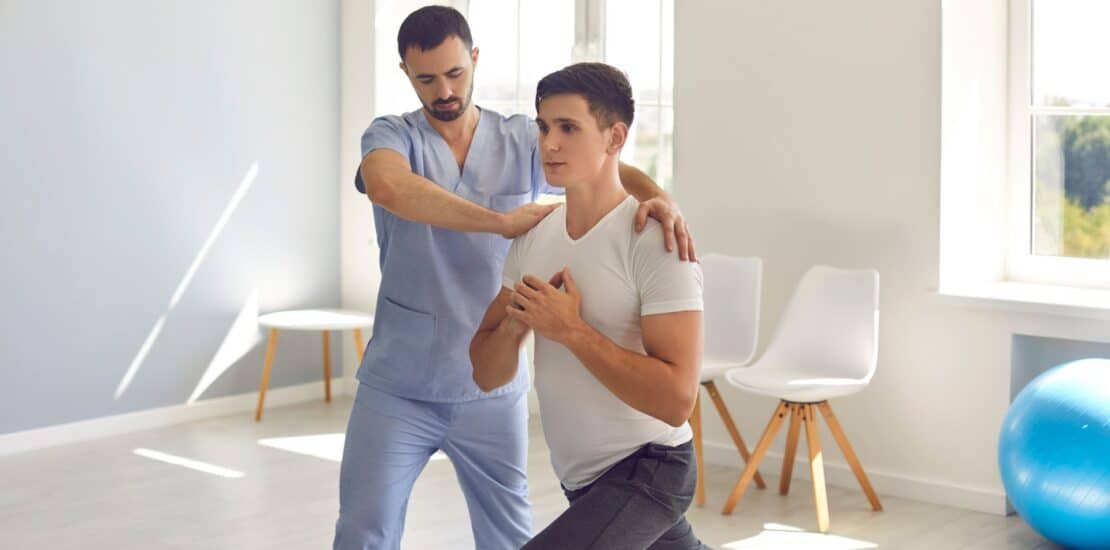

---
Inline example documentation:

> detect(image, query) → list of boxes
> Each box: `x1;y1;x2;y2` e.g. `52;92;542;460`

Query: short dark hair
535;62;635;129
397;5;474;61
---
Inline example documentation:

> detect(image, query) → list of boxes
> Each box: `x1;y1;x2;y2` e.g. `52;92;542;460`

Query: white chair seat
700;357;747;383
725;365;869;402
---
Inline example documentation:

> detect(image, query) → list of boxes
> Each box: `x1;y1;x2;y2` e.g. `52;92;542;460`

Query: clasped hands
504;269;584;345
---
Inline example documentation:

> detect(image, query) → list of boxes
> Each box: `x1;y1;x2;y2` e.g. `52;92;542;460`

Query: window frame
1005;0;1110;289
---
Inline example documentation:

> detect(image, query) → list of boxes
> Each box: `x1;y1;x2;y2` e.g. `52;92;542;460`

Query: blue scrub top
354;107;559;402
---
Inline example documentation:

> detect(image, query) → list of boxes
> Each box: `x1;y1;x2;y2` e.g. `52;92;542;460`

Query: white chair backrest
701;254;763;366
762;265;880;381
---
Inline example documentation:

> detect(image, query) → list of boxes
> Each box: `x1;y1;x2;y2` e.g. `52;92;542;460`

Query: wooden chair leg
255;329;278;421
322;331;332;403
817;401;883;511
722;400;789;514
353;329;365;361
691;390;706;507
780;403;803;495
704;381;767;489
803;404;830;533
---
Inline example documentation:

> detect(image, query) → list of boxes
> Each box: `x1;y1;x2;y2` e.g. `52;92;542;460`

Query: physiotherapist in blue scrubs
333;6;697;550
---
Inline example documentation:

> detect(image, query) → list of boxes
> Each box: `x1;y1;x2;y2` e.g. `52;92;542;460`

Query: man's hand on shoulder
633;195;698;262
501;202;559;239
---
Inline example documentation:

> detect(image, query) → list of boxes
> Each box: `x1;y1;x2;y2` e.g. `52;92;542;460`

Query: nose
541;130;563;152
541;133;560;153
436;79;453;101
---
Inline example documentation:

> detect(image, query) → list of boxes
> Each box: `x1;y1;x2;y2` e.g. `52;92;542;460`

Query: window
1006;0;1110;288
374;0;675;189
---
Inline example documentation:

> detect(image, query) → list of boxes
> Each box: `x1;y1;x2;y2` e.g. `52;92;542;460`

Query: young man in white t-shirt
470;62;709;550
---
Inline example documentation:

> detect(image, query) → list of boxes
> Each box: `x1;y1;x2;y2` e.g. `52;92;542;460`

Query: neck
424;104;480;143
564;164;628;239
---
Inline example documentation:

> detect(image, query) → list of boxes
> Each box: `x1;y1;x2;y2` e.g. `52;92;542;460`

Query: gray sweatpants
523;441;711;550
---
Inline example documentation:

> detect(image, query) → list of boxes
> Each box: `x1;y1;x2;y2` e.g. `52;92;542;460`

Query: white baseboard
0;377;352;457
702;441;1008;516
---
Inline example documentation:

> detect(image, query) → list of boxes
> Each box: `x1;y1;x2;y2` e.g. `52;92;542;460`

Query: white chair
721;265;883;533
689;254;766;507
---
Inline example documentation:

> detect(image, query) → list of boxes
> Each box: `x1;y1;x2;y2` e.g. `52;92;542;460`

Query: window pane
468;0;519;105
661;0;674;105
659;107;673;189
605;0;661;103
519;1;575;117
375;0;447;115
621;106;673;190
1032;0;1110;108
1032;114;1110;258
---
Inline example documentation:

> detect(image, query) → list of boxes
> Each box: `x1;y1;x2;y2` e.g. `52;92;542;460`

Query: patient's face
400;36;477;122
536;94;615;188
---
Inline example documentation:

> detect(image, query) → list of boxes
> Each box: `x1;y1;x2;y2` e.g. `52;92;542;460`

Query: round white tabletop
257;309;375;331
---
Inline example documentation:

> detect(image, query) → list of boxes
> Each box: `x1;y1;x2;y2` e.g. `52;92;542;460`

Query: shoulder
483;109;538;144
363;112;421;144
532;203;567;236
626;203;696;276
625;200;665;251
488;109;532;130
370;111;421;133
514;203;565;250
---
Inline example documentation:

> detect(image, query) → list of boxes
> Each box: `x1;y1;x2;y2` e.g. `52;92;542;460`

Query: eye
418;77;433;85
537;123;549;134
560;123;576;133
447;70;462;79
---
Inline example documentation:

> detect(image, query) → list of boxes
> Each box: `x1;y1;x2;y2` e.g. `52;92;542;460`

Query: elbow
365;179;394;208
469;343;495;393
662;415;687;429
473;375;498;394
471;368;500;393
661;411;688;428
663;385;698;428
363;170;396;208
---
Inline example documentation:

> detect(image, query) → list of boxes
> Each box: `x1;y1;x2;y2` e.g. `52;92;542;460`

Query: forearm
562;321;695;426
618;162;666;202
364;165;506;234
470;318;530;392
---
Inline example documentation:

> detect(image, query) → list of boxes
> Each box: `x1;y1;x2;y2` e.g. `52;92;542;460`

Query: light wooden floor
1;396;1056;549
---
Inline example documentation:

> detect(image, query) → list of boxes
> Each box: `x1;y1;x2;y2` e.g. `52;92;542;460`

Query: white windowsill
936;281;1110;321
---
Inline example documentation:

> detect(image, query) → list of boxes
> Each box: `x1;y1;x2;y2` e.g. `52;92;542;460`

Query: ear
398;62;408;75
471;47;480;67
607;121;629;154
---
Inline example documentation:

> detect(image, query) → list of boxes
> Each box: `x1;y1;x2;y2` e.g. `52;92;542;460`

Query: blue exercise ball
998;358;1110;550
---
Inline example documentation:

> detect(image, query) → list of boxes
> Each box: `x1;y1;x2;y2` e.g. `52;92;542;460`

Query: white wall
677;0;1110;514
0;0;341;434
340;0;381;386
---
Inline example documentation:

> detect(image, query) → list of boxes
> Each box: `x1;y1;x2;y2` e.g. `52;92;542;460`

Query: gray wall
1011;335;1110;400
1;1;341;434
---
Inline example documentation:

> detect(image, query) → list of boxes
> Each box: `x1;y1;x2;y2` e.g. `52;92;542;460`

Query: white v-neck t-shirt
501;195;704;490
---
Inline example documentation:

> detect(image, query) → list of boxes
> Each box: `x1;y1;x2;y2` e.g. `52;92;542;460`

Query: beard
424;80;474;122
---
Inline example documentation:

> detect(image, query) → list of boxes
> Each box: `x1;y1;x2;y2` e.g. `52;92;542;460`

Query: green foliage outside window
1033;115;1110;259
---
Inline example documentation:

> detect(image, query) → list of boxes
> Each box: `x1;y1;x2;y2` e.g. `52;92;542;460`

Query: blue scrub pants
333;382;531;549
